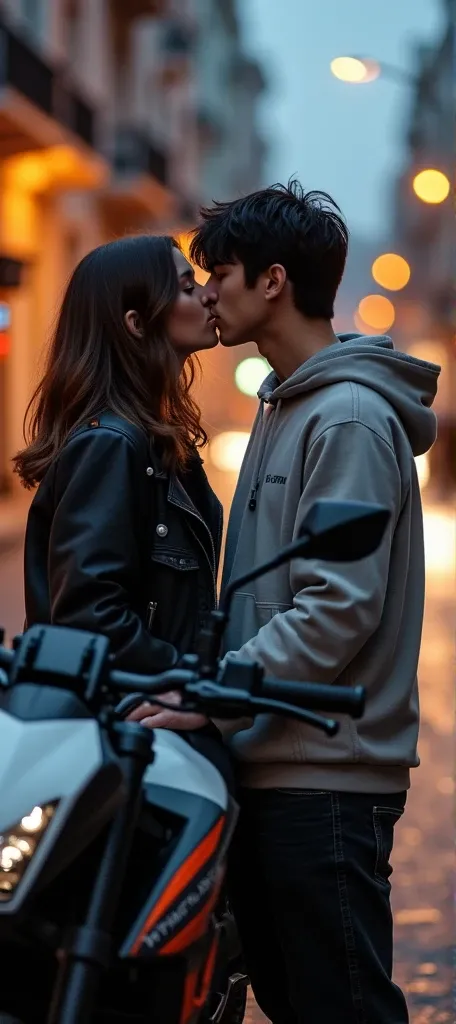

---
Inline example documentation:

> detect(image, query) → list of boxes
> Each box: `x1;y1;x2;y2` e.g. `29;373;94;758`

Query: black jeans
228;788;408;1024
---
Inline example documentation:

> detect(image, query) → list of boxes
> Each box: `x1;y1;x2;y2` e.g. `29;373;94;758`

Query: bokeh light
209;431;250;472
234;356;270;396
330;57;380;83
357;295;395;331
372;253;411;291
412;169;450;204
176;232;209;285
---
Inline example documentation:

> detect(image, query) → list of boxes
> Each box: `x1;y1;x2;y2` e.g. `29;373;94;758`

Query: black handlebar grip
261;680;365;719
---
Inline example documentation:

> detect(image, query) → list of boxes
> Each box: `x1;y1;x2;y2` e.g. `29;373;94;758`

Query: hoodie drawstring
249;398;281;512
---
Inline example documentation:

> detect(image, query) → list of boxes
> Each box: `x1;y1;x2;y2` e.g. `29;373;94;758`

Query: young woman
14;235;221;727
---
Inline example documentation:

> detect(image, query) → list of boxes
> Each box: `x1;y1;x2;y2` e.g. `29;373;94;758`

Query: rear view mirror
221;499;390;616
297;500;390;563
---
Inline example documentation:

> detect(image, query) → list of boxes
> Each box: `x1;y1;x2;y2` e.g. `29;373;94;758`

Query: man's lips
207;313;219;326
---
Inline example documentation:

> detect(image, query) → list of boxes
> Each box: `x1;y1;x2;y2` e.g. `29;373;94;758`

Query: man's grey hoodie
221;333;440;794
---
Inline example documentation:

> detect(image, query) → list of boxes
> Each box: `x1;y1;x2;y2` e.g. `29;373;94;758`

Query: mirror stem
196;532;311;678
221;533;311;619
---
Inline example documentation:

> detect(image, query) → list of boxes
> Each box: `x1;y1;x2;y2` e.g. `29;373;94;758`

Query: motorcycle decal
159;870;223;955
180;933;219;1024
129;815;225;955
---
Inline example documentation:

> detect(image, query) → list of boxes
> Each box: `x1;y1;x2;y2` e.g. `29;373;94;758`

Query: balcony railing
0;21;54;116
113;127;168;187
0;17;98;150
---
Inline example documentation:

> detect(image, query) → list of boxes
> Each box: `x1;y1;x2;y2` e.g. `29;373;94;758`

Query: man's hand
126;690;208;730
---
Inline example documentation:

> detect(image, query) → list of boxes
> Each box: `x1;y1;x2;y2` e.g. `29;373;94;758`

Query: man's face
203;260;266;347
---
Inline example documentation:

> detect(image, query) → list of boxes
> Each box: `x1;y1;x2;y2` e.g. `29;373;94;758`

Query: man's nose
201;280;219;307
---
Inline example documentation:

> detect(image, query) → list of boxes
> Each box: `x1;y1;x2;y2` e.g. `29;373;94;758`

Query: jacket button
156;524;168;537
146;466;154;476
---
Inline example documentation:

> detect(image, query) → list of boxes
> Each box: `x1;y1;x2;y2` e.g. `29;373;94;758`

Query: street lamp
330;56;420;90
330;56;451;205
330;57;380;84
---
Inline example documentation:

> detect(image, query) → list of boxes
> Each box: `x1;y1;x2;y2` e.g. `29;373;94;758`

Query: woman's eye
183;285;195;294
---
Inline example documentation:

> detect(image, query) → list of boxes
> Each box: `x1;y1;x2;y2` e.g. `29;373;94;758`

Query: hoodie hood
258;333;440;456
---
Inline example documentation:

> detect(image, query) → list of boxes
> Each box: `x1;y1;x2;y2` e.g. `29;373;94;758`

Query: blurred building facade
193;0;266;203
0;0;266;500
391;0;455;496
334;1;454;502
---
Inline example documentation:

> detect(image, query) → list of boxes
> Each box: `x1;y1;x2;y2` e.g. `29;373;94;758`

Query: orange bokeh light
412;169;450;204
371;253;410;291
357;295;395;331
176;232;209;285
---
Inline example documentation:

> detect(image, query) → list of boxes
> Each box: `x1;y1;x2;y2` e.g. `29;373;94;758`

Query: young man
189;182;440;1024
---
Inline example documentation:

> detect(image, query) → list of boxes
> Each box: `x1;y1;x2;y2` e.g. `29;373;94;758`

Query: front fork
47;721;153;1024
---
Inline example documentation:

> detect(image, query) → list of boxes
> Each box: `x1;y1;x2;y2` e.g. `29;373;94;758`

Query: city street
0;507;453;1024
0;2;452;1022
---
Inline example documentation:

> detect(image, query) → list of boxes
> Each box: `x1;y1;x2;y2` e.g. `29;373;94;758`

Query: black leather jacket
24;413;223;672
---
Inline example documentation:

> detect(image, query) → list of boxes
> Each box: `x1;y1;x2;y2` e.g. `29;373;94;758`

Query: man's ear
264;264;287;301
124;310;144;338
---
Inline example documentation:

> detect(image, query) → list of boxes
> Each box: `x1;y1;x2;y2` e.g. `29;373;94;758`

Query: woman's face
165;248;218;361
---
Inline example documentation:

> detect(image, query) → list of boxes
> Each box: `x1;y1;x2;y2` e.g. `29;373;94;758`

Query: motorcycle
0;499;389;1024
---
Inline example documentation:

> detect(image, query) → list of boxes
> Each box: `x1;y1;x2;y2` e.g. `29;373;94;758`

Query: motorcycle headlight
0;801;58;900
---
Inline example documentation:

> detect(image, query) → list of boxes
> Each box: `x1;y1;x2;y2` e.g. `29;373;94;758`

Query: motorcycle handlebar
261;679;365;718
0;640;366;724
110;667;195;694
110;666;365;720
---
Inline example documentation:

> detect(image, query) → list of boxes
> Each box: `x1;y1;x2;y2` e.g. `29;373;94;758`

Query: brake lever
247;696;339;736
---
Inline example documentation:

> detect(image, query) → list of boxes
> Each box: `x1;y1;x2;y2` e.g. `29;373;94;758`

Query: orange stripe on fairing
159;874;223;956
180;968;199;1024
130;816;225;955
179;935;219;1024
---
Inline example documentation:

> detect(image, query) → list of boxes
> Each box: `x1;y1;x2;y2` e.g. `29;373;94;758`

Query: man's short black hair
190;180;349;320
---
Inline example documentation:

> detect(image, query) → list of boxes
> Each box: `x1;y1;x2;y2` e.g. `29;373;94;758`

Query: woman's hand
126;690;208;730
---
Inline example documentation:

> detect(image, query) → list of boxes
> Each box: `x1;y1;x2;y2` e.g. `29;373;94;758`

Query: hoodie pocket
256;600;291;621
226;592;291;650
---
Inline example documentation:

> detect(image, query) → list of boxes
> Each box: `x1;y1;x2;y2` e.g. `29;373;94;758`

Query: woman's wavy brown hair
13;234;207;488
